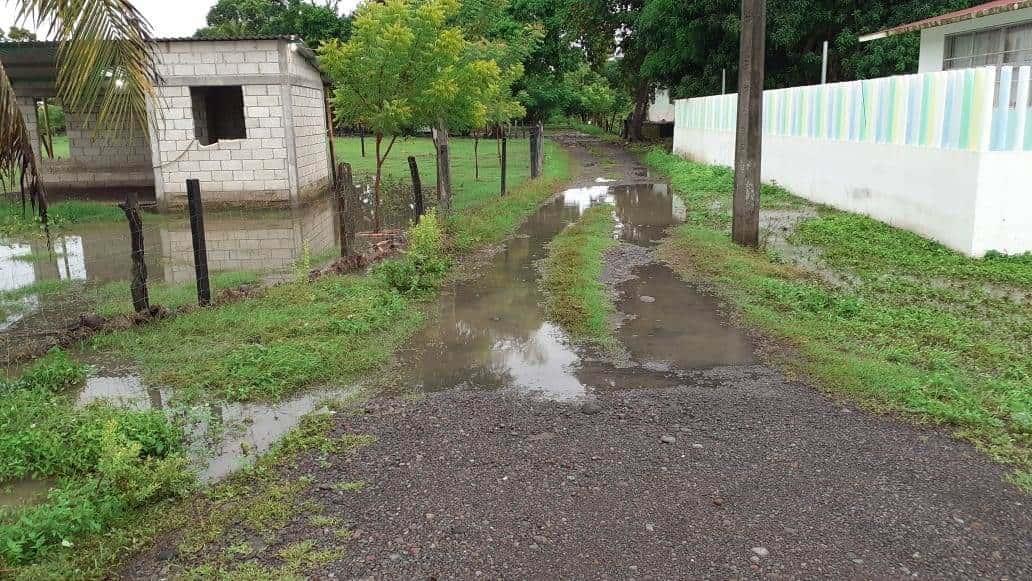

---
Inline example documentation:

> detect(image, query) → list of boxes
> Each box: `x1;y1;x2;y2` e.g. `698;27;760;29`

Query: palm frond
29;0;160;135
0;59;45;219
0;0;160;222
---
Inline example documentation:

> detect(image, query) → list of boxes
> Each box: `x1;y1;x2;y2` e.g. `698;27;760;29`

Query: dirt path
122;134;1031;579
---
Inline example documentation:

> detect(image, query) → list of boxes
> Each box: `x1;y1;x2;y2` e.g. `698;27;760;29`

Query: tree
319;0;500;230
7;26;37;41
1;0;159;222
509;0;584;122
637;0;975;99
196;0;351;48
565;0;654;140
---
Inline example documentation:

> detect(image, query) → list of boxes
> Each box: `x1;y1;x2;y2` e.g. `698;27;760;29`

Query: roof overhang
0;36;329;93
860;0;1032;42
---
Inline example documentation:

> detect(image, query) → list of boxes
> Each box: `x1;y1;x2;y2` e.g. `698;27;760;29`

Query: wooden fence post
118;192;149;313
500;134;507;196
408;155;424;218
186;179;211;306
530;121;543;178
435;120;452;214
336;162;357;257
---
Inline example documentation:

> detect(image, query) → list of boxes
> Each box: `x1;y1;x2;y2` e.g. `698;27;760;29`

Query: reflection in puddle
0;187;418;333
397;181;756;400
0;478;55;509
75;371;352;484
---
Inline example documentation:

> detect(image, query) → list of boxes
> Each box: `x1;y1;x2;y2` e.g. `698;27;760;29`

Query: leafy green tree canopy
196;0;351;48
636;0;976;98
318;0;502;228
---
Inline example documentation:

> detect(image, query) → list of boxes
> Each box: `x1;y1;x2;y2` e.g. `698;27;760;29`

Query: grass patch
90;273;426;402
0;349;194;569
643;147;1031;483
334;135;564;213
539;204;618;348
91;271;260;318
0;198;125;236
8;398;373;579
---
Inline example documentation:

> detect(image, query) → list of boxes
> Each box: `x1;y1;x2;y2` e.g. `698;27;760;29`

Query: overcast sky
1;0;363;39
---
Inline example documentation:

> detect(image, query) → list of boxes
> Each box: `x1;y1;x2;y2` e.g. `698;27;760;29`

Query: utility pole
732;0;766;248
821;40;829;84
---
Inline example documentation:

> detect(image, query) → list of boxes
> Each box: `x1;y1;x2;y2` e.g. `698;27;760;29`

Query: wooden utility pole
118;192;149;313
732;0;766;248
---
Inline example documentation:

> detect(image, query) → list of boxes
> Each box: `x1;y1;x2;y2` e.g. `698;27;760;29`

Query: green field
334;135;545;212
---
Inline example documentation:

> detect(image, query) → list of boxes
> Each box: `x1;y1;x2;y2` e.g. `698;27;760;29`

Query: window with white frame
944;22;1032;69
944;22;1032;107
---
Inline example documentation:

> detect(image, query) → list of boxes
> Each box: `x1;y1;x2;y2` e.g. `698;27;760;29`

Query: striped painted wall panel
675;66;1032;152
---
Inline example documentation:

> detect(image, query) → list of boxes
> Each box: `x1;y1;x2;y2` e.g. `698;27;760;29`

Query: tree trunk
434;119;452;214
474;134;480;181
629;81;650;142
373;133;383;232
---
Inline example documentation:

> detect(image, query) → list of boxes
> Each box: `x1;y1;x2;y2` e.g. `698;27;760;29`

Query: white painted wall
647;88;676;124
971;151;1032;255
672;126;1032;256
919;7;1032;72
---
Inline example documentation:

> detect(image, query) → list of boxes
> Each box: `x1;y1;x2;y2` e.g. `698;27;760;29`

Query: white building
1;36;334;208
669;1;1032;257
861;0;1032;74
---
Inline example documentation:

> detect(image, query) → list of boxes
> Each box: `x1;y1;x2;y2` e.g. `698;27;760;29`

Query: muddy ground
120;135;1031;579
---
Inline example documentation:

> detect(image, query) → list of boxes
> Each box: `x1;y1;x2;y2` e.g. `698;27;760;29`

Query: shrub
375;211;450;296
17;348;88;393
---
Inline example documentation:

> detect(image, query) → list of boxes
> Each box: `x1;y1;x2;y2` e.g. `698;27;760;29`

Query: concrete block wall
149;39;330;207
291;84;331;198
152;83;291;205
12;95;154;190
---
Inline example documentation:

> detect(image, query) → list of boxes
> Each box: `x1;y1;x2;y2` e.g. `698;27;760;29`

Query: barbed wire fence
0;135;538;368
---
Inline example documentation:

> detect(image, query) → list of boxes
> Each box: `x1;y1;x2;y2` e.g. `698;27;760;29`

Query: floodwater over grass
0;135;571;574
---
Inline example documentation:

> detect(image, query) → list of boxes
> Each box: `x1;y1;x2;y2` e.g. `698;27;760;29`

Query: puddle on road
615;263;754;370
396;181;753;400
75;367;354;484
0;478;55;510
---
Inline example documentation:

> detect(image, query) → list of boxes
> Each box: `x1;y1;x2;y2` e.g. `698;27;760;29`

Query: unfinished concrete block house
0;36;333;207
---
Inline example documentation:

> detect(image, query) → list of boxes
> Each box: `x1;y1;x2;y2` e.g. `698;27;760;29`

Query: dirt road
123;134;1031;579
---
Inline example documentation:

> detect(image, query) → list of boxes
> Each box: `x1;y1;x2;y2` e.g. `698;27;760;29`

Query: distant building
0;36;333;208
861;0;1032;73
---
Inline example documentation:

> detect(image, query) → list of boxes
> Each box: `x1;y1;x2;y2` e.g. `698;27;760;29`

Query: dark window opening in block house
190;86;246;145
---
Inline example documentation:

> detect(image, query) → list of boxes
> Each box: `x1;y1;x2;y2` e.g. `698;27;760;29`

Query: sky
1;0;363;39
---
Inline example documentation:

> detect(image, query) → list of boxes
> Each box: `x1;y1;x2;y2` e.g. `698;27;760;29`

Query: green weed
539;204;618;348
0;351;193;567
